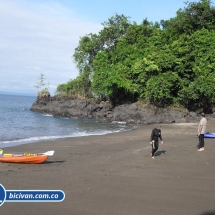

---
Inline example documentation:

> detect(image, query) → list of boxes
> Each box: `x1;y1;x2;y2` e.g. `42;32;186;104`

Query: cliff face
30;95;213;124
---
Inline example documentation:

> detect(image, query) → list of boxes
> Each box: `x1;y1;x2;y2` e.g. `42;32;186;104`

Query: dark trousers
199;134;205;148
152;141;159;156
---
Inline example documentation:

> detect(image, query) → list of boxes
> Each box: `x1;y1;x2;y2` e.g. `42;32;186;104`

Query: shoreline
1;121;215;215
0;124;139;149
0;121;199;150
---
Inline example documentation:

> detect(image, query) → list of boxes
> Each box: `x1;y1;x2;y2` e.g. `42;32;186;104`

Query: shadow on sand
199;210;215;215
43;160;65;164
155;150;166;157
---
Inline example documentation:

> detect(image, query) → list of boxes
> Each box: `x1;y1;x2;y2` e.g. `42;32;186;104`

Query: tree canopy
56;0;215;113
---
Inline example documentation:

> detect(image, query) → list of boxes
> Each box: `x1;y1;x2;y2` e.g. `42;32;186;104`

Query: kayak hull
204;133;215;138
0;155;48;164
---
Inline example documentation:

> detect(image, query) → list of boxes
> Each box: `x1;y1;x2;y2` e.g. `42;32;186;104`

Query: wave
0;127;132;146
42;113;53;117
111;121;127;124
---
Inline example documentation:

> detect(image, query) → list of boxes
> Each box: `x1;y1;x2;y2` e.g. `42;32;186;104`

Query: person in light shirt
197;113;207;151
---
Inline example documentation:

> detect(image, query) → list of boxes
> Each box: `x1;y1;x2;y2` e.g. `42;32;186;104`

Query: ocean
0;94;135;148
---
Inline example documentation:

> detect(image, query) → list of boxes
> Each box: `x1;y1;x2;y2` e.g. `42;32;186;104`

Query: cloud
0;0;102;95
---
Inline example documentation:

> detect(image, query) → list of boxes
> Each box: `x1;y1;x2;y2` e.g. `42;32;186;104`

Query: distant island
0;91;36;97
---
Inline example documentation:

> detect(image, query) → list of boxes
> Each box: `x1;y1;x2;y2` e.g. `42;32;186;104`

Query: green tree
56;83;69;95
100;14;131;52
189;29;215;76
145;72;182;107
179;74;215;112
34;73;49;96
164;0;215;35
72;14;131;98
34;73;45;92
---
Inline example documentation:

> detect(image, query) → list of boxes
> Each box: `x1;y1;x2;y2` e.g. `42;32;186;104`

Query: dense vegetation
56;0;215;113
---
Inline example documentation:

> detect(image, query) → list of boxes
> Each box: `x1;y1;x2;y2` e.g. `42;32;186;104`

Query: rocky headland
30;94;215;124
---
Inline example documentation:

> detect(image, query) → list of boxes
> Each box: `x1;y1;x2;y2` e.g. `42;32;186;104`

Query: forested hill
56;0;215;113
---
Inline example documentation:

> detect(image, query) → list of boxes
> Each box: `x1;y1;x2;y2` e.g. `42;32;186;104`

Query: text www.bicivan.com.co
9;193;59;199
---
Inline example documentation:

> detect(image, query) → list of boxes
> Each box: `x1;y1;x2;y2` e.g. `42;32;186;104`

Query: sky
0;0;214;96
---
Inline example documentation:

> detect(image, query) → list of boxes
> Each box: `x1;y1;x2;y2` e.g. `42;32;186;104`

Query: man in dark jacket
150;127;164;159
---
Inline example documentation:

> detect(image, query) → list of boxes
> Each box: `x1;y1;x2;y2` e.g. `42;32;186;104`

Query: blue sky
0;0;214;96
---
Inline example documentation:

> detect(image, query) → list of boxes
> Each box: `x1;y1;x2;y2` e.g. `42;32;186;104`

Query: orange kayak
0;150;54;164
0;154;48;164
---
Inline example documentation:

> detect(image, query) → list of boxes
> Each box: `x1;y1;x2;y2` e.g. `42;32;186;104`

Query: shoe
152;156;155;159
197;148;203;151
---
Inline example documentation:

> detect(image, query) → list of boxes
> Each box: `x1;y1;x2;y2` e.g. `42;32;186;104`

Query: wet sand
1;120;215;215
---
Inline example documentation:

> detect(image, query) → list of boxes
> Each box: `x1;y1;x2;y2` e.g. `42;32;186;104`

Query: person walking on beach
197;113;207;151
150;127;163;159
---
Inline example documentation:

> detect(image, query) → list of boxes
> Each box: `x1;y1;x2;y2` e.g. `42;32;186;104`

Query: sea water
0;94;135;148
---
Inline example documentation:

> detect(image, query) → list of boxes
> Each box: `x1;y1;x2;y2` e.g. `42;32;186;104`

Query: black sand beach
1;121;215;215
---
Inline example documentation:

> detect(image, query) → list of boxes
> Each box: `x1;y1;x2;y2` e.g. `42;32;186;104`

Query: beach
1;121;215;215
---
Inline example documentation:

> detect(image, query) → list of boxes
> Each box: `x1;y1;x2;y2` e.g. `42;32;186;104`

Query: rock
30;95;214;124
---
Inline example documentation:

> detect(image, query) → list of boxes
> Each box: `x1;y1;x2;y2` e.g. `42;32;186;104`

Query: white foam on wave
0;128;130;145
111;121;127;124
42;114;53;117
